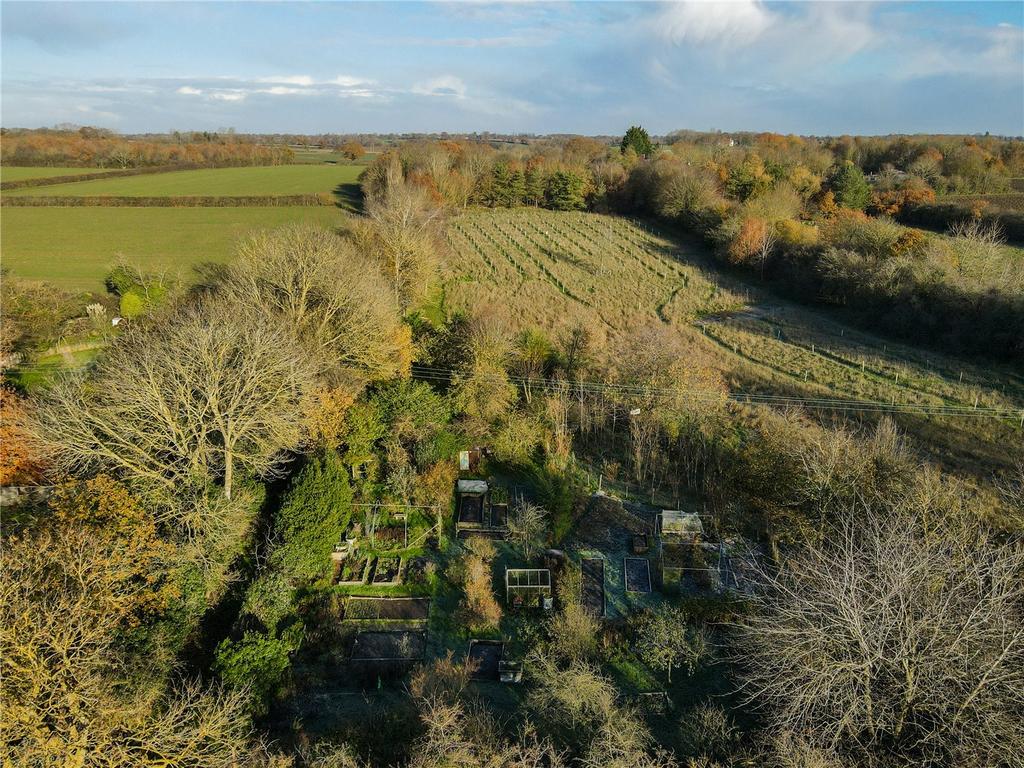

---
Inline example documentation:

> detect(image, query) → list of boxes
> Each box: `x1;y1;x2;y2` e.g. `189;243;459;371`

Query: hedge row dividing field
445;209;1023;474
2;194;334;207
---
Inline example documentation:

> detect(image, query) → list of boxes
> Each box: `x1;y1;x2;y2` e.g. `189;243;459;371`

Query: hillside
444;209;1024;477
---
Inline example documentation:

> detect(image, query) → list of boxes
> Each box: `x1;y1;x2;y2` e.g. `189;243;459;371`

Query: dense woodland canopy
2;125;1023;768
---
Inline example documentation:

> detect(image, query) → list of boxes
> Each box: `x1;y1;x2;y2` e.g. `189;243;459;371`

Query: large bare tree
736;506;1024;767
361;180;444;311
225;224;408;383
33;299;315;502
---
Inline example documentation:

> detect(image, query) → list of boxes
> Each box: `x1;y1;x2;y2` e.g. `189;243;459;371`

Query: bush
213;630;293;717
776;219;819;248
822;213;905;259
271;449;353;583
677;703;738;760
241;571;294;633
118;291;146;319
105;265;136;296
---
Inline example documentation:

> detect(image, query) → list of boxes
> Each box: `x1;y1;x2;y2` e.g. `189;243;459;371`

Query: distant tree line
1;127;292;168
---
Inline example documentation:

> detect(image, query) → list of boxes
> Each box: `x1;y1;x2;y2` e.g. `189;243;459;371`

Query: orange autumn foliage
727;217;771;265
47;475;178;627
0;388;44;485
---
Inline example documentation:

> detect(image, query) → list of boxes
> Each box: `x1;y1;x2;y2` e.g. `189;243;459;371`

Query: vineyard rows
446;210;742;329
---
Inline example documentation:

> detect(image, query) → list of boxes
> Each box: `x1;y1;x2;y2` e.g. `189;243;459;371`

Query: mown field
1;166;119;181
289;147;379;165
4;163;362;197
0;206;345;291
445;209;1023;476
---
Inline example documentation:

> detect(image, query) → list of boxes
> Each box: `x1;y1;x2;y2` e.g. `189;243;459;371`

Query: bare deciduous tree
33;300;315;502
362;180;444;310
507;501;548;559
736;506;1024;767
225;224;407;383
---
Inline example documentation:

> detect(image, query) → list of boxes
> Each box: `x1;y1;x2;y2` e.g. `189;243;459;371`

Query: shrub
776;219;819;248
213;630;292;717
271;449;353;583
822;212;905;259
241;571;294;633
677;703;738;760
105;265;136;296
118;291;146;319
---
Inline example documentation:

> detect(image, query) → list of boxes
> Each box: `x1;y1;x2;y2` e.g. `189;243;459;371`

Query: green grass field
290;147;378;165
4;163;363;198
0;206;346;291
1;166;118;181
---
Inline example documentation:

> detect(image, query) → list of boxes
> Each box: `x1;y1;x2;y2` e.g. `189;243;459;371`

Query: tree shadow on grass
334;182;364;213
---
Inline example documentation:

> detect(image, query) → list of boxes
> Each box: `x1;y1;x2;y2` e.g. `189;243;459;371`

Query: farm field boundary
2;193;335;207
0;162;249;191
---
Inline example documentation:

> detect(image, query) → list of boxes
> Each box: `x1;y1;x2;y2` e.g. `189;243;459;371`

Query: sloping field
445;210;1023;474
446;209;746;332
0;206;345;291
1;166;119;182
4;163;361;197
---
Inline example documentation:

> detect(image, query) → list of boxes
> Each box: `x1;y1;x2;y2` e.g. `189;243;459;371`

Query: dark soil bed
372;526;406;549
624;557;652;593
351;630;426;661
458;494;484;525
467;640;504;681
337;557;370;584
582;558;605;617
489;503;508;527
372;557;402;584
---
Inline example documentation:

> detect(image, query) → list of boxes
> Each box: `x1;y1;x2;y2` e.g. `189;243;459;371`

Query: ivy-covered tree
620;125;654;158
271;449;353;583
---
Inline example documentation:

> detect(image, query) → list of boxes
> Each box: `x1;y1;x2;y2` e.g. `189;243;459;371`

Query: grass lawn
2;166;118;181
1;206;347;292
4;163;363;198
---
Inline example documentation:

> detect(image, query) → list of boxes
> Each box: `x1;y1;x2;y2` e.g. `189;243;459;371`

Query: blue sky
2;1;1022;135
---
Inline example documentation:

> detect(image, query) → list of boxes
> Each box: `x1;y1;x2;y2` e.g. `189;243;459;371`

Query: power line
410;364;1024;422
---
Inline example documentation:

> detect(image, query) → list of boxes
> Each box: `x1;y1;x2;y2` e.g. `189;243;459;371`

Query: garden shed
457;479;489;527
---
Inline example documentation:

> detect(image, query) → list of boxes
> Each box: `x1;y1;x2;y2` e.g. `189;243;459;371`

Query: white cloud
331;75;372;87
255;75;314;86
259;86;310;96
210;91;246;102
412;75;467;99
655;0;773;47
177;85;203;95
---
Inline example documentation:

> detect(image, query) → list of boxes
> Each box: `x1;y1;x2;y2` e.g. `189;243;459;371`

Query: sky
1;1;1022;136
